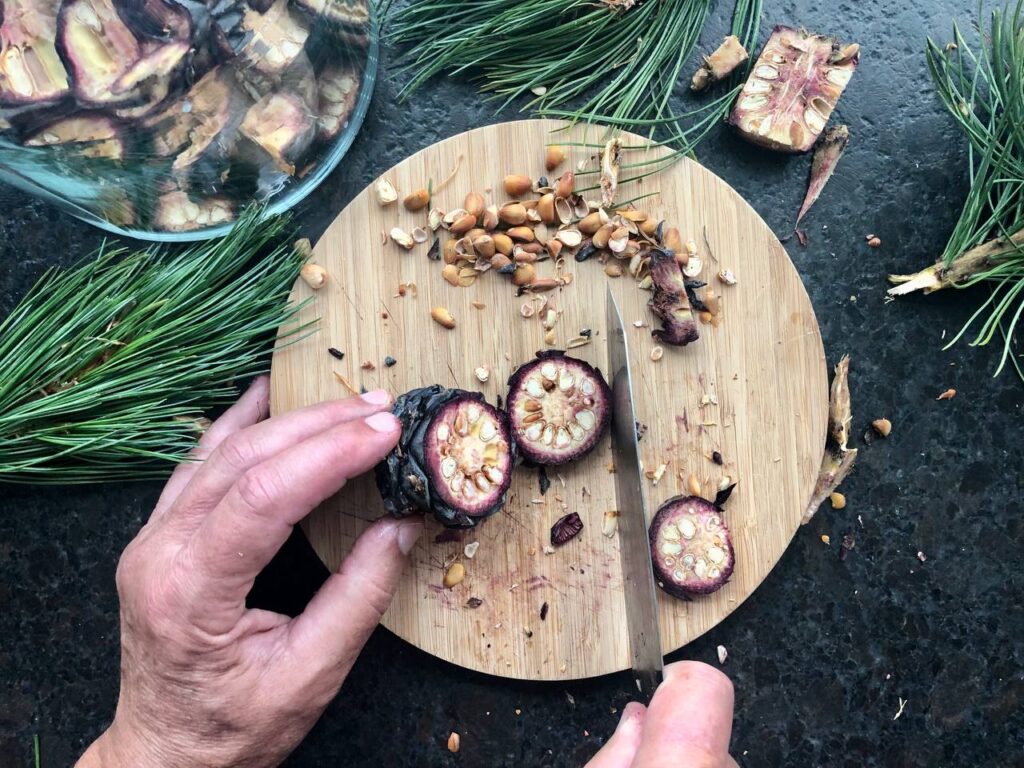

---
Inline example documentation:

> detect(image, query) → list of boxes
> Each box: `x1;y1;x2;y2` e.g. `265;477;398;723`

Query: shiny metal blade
606;288;664;700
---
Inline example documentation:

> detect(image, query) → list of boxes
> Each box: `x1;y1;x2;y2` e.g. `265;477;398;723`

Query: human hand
586;661;738;768
76;377;423;768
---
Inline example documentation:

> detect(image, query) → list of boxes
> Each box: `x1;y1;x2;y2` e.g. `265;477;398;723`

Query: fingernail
397;519;423;555
365;411;399;433
361;388;390;406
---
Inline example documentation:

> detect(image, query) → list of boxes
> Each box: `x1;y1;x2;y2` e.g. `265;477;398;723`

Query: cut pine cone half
730;26;859;153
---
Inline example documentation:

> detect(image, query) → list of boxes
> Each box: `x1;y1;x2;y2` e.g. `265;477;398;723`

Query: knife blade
606;288;665;701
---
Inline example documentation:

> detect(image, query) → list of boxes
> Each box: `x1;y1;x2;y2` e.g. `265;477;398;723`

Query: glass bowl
0;0;378;242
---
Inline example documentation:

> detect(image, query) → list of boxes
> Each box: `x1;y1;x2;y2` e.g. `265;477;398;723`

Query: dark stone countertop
2;1;1023;766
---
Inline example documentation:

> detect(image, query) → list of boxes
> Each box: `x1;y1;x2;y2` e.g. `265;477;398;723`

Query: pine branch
0;212;310;484
387;0;762;159
887;1;1024;378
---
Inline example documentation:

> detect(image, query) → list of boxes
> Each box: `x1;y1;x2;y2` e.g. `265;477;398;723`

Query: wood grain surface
269;120;828;681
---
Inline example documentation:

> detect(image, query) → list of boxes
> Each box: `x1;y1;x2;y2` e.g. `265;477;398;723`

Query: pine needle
0;212;310;484
386;0;761;158
888;1;1024;377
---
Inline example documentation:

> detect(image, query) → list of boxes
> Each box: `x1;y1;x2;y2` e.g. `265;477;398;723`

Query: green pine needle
890;1;1024;378
386;0;761;158
0;212;310;484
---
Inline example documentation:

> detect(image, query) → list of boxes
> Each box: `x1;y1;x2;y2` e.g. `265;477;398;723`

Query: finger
184;411;402;615
159;388;392;537
285;516;423;678
585;702;647;768
150;376;271;525
631;661;735;768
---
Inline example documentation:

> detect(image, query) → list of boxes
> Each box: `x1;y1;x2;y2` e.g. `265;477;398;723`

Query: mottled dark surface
2;1;1023;766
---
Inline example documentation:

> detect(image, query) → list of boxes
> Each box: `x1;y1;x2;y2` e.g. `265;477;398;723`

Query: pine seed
545;145;566;172
650;346;664;361
300;263;328;289
663;227;682;253
528;278;561;292
443;562;465;588
503;175;533;197
464;191;485;218
403;188;429;211
555;171;575;198
499;202;528;225
687;473;701;496
872;418;892;437
431;307;456;329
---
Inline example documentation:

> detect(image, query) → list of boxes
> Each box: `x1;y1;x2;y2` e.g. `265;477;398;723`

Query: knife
606;288;665;701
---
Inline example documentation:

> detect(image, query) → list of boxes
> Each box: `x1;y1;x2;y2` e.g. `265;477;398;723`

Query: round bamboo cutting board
270;120;828;681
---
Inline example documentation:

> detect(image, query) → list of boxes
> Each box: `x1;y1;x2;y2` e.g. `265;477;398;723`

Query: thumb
286;517;423;677
585;702;647;768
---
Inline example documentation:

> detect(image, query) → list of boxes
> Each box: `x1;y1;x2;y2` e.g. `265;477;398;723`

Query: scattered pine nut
821;534;831;545
300;263;327;289
431;306;456;329
443;562;465;588
937;388;957;401
503;174;533;197
474;365;491;383
717;645;728;664
872;418;892;437
830;492;847;509
545;145;566;172
687;473;701;496
447;732;461;753
650;346;664;362
403;188;429;211
294;237;313;259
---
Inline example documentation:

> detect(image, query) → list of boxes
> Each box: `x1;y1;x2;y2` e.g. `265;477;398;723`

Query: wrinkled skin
75;378;423;768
